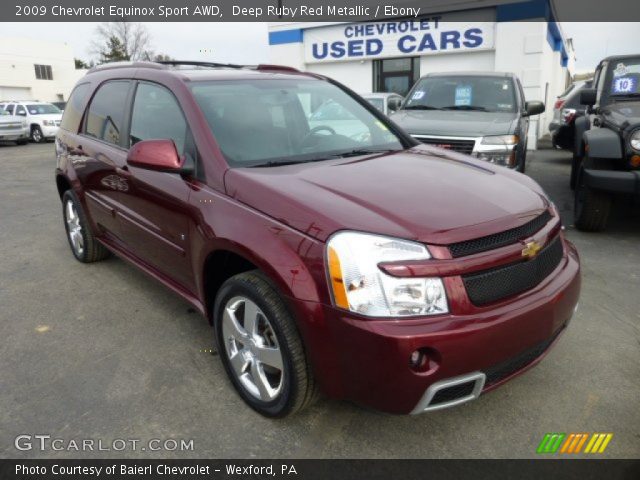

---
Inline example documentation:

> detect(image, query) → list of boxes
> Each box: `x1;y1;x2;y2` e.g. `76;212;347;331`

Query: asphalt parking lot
1;142;638;459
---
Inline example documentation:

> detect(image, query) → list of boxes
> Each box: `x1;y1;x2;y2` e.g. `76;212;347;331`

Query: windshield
607;58;640;98
190;79;404;167
365;98;385;112
27;104;61;115
403;75;517;113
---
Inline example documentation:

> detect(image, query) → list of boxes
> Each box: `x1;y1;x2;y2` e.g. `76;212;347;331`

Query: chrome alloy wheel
65;199;84;256
222;296;285;401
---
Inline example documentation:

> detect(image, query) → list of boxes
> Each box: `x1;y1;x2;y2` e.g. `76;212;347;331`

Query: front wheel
31;125;44;143
574;167;612;232
214;271;317;417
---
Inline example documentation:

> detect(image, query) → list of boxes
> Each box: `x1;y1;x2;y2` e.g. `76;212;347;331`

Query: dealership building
0;38;86;103
268;0;575;148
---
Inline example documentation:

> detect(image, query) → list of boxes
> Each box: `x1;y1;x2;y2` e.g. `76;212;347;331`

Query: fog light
410;350;423;367
630;155;640;168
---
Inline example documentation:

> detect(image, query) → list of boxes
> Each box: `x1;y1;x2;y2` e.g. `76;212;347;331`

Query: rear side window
84;81;130;145
5;104;15;115
129;83;187;154
61;83;90;131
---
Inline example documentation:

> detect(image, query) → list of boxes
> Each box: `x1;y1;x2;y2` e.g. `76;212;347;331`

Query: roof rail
157;60;245;69
88;61;164;73
255;64;299;72
87;60;302;75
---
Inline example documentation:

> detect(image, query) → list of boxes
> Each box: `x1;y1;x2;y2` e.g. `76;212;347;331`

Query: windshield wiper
611;93;640;100
442;105;489;111
403;105;443;110
249;149;398;168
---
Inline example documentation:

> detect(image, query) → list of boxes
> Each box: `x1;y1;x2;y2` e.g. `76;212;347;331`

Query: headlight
481;135;519;146
630;129;640;151
326;231;448;317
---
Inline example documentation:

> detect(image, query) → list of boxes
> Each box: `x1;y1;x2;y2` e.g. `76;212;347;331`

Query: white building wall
419;50;495;75
0;37;86;102
306;60;374;93
494;21;550;149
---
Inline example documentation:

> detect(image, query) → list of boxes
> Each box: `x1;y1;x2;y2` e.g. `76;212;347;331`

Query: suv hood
0;114;24;124
33;113;62;121
607;101;640;125
224;146;549;245
390;110;518;138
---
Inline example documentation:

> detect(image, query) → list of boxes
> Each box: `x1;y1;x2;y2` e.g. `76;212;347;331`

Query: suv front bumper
585;168;640;196
290;239;580;414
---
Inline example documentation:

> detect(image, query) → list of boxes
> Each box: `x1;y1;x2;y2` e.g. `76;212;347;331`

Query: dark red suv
55;61;580;417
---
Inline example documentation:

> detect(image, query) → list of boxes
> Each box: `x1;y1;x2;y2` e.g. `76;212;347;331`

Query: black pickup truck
573;54;640;231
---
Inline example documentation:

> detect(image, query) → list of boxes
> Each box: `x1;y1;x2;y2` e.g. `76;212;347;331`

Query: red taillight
554;99;565;110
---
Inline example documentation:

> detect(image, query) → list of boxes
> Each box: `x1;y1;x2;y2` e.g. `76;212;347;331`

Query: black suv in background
550;80;592;151
573;55;640;231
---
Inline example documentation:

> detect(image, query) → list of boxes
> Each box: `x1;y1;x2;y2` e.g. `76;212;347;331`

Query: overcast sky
0;22;638;72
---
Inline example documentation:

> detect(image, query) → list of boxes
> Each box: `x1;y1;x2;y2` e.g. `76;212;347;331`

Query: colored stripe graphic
537;433;565;453
539;433;613;454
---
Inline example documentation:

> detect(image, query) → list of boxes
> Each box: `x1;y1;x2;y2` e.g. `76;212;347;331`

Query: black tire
31;125;44;143
61;190;110;262
570;151;581;190
214;271;317;417
574;167;612;232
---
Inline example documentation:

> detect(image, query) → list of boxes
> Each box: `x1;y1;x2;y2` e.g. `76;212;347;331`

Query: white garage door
0;86;32;101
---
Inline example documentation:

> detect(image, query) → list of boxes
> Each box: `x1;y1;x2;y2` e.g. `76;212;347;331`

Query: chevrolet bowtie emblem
522;240;542;259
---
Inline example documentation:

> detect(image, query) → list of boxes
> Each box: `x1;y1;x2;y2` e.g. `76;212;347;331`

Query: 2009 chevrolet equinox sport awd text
55;61;581;417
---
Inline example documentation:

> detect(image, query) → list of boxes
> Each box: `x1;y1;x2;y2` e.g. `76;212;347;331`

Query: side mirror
524;101;545;117
388;97;403;112
127;139;190;174
580;88;597;106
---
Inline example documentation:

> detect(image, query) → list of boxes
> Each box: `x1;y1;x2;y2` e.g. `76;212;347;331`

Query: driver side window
129;82;188;155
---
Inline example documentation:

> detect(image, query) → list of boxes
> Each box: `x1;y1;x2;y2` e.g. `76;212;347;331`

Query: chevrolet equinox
55;61;581;417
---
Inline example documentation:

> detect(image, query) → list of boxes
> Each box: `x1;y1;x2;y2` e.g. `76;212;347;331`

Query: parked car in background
52;101;67;113
390;72;544;172
55;60;579;418
549;80;592;150
1;101;62;142
0;109;29;145
361;92;404;116
572;54;640;231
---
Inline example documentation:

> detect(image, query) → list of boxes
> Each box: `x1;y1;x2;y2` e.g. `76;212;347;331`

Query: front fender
574;116;590;156
189;185;328;306
583;127;623;159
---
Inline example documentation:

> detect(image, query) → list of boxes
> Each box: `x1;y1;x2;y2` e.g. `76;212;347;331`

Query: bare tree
91;22;154;62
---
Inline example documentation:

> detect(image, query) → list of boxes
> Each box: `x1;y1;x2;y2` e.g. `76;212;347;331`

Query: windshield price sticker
455;85;472;106
612;76;638;94
411;91;425;100
613;63;629;77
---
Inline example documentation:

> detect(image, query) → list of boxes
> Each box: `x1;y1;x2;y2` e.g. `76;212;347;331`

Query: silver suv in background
390;72;544;172
0;109;29;145
1;101;62;142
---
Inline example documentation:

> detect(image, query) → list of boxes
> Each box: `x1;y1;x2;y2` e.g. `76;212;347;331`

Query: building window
34;64;53;80
373;57;420;96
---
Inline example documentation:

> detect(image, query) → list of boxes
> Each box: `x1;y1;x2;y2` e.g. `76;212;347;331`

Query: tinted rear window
84;81;130;145
61;83;90;131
